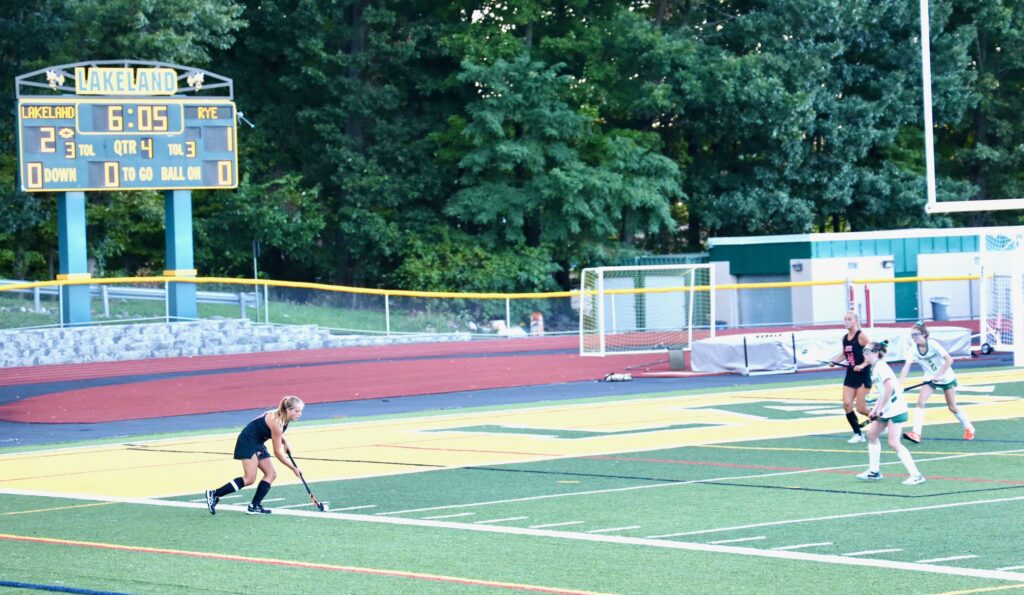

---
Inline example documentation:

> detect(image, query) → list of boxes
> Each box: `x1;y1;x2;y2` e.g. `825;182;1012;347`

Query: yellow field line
1;501;118;516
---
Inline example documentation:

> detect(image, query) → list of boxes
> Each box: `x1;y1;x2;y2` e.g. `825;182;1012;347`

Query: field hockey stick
286;450;328;512
903;381;931;392
817;359;852;369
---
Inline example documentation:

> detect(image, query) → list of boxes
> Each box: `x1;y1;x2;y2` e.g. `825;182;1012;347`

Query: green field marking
423;422;718;440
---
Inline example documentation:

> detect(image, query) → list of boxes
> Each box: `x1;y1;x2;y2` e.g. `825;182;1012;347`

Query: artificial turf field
2;367;1023;594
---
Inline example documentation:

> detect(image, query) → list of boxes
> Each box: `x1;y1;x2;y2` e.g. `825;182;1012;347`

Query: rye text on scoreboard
17;97;238;192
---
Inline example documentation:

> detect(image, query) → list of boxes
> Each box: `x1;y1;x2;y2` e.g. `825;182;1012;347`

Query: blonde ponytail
273;395;304;426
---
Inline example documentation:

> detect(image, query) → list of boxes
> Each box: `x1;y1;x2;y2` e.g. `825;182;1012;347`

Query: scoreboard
17;98;237;192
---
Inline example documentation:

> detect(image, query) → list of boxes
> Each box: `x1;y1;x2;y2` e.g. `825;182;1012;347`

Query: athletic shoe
247;504;272;515
902;475;926;486
205;489;218;515
964;428;975;441
856;470;883;481
847;434;866;444
902;431;922;444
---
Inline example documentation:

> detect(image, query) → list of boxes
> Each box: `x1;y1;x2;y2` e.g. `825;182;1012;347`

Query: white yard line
843;549;903;557
585;526;640;534
328;505;377;512
3;490;1024;584
916;555;979;564
529;521;585;529
423;512;476;520
772;542;832;551
708;536;766;545
474;516;529;525
997;565;1024;571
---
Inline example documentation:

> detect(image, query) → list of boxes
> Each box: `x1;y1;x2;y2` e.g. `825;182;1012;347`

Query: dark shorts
843;369;872;389
233;436;270;460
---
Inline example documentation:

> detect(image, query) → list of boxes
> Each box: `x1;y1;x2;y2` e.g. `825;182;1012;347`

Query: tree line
2;0;1022;291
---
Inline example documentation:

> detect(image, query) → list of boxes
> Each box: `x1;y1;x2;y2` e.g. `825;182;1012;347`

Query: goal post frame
579;263;716;357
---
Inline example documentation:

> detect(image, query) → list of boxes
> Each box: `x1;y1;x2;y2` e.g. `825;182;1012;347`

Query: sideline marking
3;495;1023;584
0;532;607;595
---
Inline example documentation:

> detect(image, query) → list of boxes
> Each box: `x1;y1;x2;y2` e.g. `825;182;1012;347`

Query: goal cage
579;264;715;356
979;230;1024;367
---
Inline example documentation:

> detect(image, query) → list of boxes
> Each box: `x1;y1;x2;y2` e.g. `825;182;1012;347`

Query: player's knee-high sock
896;446;921;476
251;480;271;506
954;410;974;430
846;411;862;435
213;477;243;498
868;441;881;472
912;407;925;435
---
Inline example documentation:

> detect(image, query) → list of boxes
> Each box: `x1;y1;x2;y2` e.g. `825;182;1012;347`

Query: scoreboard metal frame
15;60;238;193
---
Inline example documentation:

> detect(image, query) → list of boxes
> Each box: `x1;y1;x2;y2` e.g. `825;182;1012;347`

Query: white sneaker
847;434;866;444
856;470;883;481
902;475;926;486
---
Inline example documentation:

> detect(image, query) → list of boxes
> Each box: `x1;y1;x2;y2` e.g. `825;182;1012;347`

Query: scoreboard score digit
17;98;238;192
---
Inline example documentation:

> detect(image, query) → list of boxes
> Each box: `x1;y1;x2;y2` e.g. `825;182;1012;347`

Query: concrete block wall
0;319;470;368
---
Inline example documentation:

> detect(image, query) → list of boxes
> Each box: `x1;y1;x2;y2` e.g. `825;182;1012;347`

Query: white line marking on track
916;555;979;564
423;512;476;520
3;489;1024;584
843;549;903;557
772;542;832;551
708;536;766;545
997;565;1024;571
474;516;529;525
585;526;640;534
529;521;584;529
329;505;377;511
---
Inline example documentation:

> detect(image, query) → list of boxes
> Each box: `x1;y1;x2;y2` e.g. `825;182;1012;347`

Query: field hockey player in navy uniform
206;395;305;515
898;322;975;443
830;311;872;444
857;341;925;485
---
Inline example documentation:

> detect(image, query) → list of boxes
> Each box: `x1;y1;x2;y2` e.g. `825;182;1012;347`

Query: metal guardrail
0;280;257;318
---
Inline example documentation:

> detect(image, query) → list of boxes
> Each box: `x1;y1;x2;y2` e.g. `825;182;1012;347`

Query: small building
706;226;1024;328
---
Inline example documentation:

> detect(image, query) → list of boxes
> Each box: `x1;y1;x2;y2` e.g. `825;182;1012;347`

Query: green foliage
194;173;326;278
1;0;1021;290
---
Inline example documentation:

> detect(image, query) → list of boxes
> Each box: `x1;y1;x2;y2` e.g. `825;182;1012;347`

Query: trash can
930;296;951;321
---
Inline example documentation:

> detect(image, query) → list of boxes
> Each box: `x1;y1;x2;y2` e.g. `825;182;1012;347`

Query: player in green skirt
898;322;975;443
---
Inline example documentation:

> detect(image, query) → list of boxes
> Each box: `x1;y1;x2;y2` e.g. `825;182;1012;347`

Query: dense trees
2;0;1022;289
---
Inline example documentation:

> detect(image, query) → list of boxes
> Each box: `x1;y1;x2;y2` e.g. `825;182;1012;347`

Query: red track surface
0;322;978;425
0;337;668;424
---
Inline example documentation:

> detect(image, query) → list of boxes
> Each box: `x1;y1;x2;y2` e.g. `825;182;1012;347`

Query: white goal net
979;230;1024;367
579;264;715;356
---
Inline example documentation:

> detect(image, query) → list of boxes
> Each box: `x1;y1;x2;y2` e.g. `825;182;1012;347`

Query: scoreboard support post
164;190;197;321
57;191;91;325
